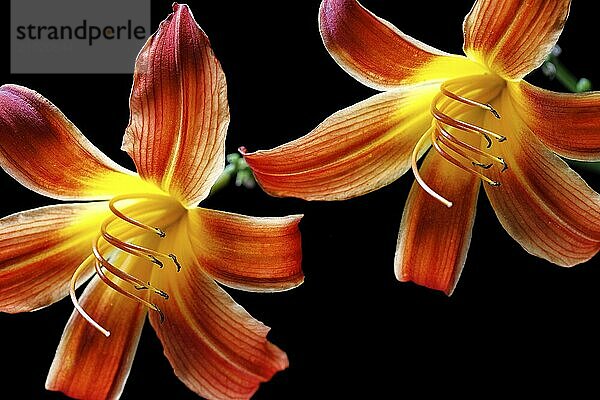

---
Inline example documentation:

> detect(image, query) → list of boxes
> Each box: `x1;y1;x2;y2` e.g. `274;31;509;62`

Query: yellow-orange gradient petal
463;0;571;80
150;222;288;400
187;208;303;292
123;4;228;208
243;85;438;201
395;151;480;295
46;254;150;400
484;91;600;266
0;202;107;313
510;81;600;161
0;85;150;201
320;0;485;90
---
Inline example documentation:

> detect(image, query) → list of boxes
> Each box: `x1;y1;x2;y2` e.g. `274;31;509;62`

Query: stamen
441;82;501;119
109;194;172;237
432;93;506;147
102;217;180;271
93;237;169;299
411;128;453;208
70;254;110;337
431;127;500;187
95;261;165;319
70;193;184;334
436;129;492;169
436;124;508;171
168;253;182;272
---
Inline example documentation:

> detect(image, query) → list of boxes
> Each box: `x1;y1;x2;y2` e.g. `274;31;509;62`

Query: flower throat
412;75;507;207
69;194;184;337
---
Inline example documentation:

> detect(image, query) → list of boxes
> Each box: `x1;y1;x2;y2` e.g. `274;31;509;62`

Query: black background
2;1;600;398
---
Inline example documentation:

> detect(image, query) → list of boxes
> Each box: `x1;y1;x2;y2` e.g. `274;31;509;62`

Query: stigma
70;193;184;337
412;75;507;207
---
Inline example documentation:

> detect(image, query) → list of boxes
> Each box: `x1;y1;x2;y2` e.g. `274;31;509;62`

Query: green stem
543;46;592;93
208;153;256;197
546;55;580;92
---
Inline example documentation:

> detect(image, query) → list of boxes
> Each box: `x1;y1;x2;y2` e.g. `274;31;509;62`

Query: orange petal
320;0;485;90
0;202;107;313
243;85;438;201
186;208;303;292
509;81;600;161
483;91;600;266
46;264;149;400
395;151;480;295
463;0;571;80
123;4;229;207
150;225;288;399
0;85;149;201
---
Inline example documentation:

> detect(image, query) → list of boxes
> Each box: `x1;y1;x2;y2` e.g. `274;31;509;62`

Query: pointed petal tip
238;146;248;155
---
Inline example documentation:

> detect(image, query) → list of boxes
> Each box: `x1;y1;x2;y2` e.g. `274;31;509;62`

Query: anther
169;254;182;272
472;161;493;169
154;304;165;323
149;255;164;268
498;157;508;172
486;104;501;119
133;282;169;300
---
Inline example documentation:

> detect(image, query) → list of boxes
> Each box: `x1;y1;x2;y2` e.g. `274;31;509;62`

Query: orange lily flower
242;0;600;295
0;4;303;399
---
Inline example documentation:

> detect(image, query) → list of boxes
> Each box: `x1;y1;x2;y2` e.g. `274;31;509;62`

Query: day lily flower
0;4;303;399
242;0;600;294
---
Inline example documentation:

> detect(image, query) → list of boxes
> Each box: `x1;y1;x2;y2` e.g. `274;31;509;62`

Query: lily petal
510;81;600;161
0;202;107;313
123;4;229;208
395;152;480;295
463;0;571;80
0;85;150;201
187;208;303;292
484;91;600;266
150;222;288;400
320;0;485;91
243;85;438;201
46;256;149;400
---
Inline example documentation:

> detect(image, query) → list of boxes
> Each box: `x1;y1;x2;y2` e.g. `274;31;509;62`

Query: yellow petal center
70;192;186;336
412;73;507;207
